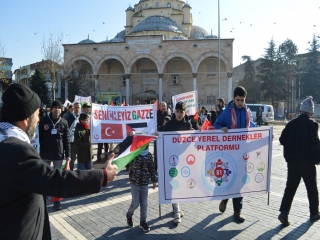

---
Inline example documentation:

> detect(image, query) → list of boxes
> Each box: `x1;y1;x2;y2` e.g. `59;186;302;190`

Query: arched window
177;4;180;10
155;2;159;8
145;4;148;9
167;2;171;8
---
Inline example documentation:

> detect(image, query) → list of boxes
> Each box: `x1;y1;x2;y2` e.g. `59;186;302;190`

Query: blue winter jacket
214;101;256;129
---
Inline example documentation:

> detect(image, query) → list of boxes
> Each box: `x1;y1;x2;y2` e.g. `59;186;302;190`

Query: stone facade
63;0;234;106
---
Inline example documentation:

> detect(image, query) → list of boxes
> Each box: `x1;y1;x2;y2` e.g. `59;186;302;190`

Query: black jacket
39;113;70;160
279;114;320;164
162;115;192;131
157;109;171;129
74;123;92;163
66;113;77;128
0;137;105;240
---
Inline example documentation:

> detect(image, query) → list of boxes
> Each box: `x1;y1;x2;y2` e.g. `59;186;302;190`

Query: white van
246;104;274;124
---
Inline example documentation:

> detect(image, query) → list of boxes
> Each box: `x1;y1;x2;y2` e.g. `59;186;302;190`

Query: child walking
126;144;157;232
74;113;92;170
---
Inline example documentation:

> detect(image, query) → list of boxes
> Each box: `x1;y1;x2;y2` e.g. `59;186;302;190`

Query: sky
1;0;319;75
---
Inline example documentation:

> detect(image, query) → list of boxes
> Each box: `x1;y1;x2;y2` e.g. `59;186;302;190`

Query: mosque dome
109;38;125;42
112;30;126;40
183;3;191;8
203;34;218;39
131;16;183;34
78;35;96;44
189;25;209;39
171;36;187;40
126;6;134;11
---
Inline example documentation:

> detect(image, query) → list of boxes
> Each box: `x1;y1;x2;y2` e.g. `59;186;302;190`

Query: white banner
91;103;157;143
30;125;40;153
171;91;198;115
63;99;72;108
157;127;273;204
74;95;92;104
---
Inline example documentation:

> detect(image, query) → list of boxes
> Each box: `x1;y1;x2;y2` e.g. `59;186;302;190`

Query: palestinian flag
112;135;155;171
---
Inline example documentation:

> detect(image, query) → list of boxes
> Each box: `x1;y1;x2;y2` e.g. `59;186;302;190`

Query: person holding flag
0;83;118;240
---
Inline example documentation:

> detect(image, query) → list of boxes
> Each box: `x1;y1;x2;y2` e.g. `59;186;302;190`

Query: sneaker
139;222;150;232
174;212;181;224
126;216;134;228
278;211;290;226
219;200;227;213
234;211;245;223
172;209;184;218
310;213;320;221
53;201;62;211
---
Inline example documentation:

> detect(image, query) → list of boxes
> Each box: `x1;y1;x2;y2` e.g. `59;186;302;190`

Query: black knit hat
50;100;63;110
1;83;41;122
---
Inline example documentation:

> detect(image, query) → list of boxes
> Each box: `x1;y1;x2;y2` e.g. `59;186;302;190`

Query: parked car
246;104;275;125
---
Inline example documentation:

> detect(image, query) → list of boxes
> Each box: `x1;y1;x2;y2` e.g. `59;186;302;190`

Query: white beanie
300;96;314;113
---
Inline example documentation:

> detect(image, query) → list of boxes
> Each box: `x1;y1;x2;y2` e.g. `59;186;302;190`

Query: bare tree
61;60;94;102
0;39;8;83
41;32;64;100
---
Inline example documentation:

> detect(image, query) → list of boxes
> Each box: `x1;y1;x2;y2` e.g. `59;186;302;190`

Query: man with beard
0;83;117;240
66;102;82;170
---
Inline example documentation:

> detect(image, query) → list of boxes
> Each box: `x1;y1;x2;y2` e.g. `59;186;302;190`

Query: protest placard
91;103;157;143
171;91;198;115
157;127;273;204
74;95;92;105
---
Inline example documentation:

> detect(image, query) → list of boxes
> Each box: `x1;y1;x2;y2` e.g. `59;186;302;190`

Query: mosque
63;0;234;106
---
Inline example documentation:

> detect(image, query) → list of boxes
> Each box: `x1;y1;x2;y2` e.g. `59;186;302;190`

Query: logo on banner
186;154;195;165
169;155;179;166
101;123;123;139
187;178;196;188
201;152;237;193
243;152;250;161
181;166;190;178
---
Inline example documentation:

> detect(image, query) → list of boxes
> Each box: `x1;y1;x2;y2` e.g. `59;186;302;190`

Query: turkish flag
101;123;123;139
201;118;215;131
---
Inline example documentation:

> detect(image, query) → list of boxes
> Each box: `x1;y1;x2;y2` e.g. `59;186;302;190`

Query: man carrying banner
278;96;320;226
160;101;192;224
214;86;256;223
0;83;117;240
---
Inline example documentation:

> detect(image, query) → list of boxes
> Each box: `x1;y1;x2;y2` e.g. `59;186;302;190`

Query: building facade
63;0;234;106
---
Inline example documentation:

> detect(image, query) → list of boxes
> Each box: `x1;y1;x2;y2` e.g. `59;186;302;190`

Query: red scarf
80;122;89;130
231;107;250;129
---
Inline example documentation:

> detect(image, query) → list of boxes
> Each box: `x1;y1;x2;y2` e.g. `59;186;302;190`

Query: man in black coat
66;102;81;170
278;96;320;226
0;83;117;240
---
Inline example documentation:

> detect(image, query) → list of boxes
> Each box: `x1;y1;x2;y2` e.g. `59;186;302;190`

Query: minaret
125;5;134;35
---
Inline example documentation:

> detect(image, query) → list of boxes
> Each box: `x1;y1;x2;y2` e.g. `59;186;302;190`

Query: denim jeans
42;160;63;170
127;184;149;222
77;162;92;170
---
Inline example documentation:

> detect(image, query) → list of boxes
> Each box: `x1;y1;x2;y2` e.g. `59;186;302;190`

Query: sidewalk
48;131;320;240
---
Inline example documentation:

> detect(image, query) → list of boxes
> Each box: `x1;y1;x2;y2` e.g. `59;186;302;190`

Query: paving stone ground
48;125;320;239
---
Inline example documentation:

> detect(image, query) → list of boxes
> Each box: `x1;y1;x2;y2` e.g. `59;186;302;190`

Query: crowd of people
0;83;319;239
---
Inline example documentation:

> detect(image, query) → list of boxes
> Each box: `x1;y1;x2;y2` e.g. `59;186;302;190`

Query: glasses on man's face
175;110;184;114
